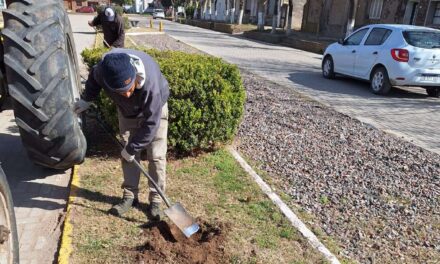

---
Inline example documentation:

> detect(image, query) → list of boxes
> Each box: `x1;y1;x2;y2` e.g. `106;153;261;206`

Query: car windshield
403;30;440;49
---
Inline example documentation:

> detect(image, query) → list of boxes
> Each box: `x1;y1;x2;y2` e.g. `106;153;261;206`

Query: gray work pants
118;103;168;204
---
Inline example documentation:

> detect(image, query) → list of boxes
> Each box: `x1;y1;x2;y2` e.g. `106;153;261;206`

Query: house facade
197;0;307;30
302;0;440;39
63;0;110;11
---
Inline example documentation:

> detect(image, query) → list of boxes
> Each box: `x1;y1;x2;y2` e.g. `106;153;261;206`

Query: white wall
135;0;153;13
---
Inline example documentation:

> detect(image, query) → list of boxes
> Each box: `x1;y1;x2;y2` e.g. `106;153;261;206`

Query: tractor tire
2;0;86;169
0;165;19;264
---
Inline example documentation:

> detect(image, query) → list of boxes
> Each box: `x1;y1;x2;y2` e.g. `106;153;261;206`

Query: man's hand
74;99;91;114
121;148;135;162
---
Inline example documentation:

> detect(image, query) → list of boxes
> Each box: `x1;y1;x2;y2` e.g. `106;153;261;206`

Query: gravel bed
129;34;201;54
237;73;440;263
131;33;440;264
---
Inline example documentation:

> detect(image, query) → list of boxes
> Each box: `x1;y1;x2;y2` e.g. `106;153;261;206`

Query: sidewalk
181;18;334;54
242;29;335;54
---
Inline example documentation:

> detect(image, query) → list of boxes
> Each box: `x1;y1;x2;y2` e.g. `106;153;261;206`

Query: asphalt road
149;19;440;156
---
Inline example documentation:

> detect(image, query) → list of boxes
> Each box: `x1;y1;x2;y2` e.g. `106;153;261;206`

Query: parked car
76;6;95;13
153;8;165;19
143;6;155;15
322;24;440;97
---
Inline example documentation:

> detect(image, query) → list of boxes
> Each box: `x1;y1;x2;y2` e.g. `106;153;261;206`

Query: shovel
92;26;111;48
89;107;200;238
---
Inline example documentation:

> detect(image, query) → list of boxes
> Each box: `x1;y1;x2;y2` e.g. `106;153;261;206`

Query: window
433;3;440;24
369;0;383;19
345;29;369;46
365;28;392;45
403;30;440;49
76;1;82;7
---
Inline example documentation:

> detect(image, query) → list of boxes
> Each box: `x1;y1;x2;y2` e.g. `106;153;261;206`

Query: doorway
403;0;419;25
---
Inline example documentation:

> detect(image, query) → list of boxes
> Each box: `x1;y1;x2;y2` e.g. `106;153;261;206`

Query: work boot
108;197;139;216
147;202;162;222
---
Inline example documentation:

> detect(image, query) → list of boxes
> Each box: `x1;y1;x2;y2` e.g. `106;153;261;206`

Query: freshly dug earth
136;220;227;264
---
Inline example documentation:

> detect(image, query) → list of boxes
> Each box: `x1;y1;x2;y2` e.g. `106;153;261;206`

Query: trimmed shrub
185;5;195;18
81;47;245;154
113;5;123;15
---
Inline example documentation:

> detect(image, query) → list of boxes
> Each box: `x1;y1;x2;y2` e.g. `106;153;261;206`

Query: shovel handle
90;107;172;208
132;159;172;207
93;26;112;48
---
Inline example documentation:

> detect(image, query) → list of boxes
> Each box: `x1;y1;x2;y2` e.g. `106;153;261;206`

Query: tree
257;0;266;31
111;0;133;5
270;0;278;34
345;0;358;37
230;0;236;23
237;0;246;25
286;0;293;35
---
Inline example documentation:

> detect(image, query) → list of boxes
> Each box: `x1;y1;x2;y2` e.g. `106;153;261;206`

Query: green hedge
185;5;196;18
81;47;246;154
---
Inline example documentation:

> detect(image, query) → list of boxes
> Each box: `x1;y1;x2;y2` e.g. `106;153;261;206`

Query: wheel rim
372;71;384;91
323;59;331;76
0;192;13;264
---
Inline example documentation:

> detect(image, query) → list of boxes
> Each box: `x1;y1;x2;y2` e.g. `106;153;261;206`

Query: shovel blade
164;202;199;238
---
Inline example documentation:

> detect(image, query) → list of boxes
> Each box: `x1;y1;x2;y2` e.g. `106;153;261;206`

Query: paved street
150;20;440;155
0;14;94;264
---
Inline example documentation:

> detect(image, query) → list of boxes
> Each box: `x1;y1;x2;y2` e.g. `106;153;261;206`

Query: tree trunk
345;0;358;37
225;0;230;21
214;0;218;20
230;0;236;23
257;0;265;31
238;0;246;25
277;0;281;27
270;0;278;34
203;0;208;19
286;0;293;35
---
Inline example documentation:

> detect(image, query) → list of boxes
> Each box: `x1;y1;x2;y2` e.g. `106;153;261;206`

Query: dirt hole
135;219;228;264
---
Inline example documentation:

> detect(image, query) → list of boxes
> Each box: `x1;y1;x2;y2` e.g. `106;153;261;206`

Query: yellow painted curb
94;32;102;48
58;165;80;264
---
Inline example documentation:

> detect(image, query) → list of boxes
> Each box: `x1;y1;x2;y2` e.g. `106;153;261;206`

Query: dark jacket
91;13;125;48
83;48;170;155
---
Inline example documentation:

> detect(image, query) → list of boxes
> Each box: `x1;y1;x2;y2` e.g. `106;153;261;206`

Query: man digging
88;7;125;48
75;49;169;221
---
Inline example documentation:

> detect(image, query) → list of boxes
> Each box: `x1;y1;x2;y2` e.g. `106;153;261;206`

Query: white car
322;24;440;97
153;9;165;19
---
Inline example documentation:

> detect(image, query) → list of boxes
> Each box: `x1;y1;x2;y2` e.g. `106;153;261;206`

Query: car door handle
352;50;356;53
373;51;378;55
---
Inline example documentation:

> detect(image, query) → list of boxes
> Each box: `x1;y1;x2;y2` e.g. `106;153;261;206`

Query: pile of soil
136;220;228;264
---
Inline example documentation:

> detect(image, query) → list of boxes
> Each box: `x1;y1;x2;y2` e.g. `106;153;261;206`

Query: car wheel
370;67;392;95
0;166;19;264
3;0;87;169
322;56;335;79
425;87;440;97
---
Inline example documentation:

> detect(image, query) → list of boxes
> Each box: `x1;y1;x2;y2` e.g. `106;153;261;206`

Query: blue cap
101;53;136;92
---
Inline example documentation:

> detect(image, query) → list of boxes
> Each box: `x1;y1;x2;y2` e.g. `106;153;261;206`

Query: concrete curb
57;165;80;264
126;32;165;36
228;147;341;264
